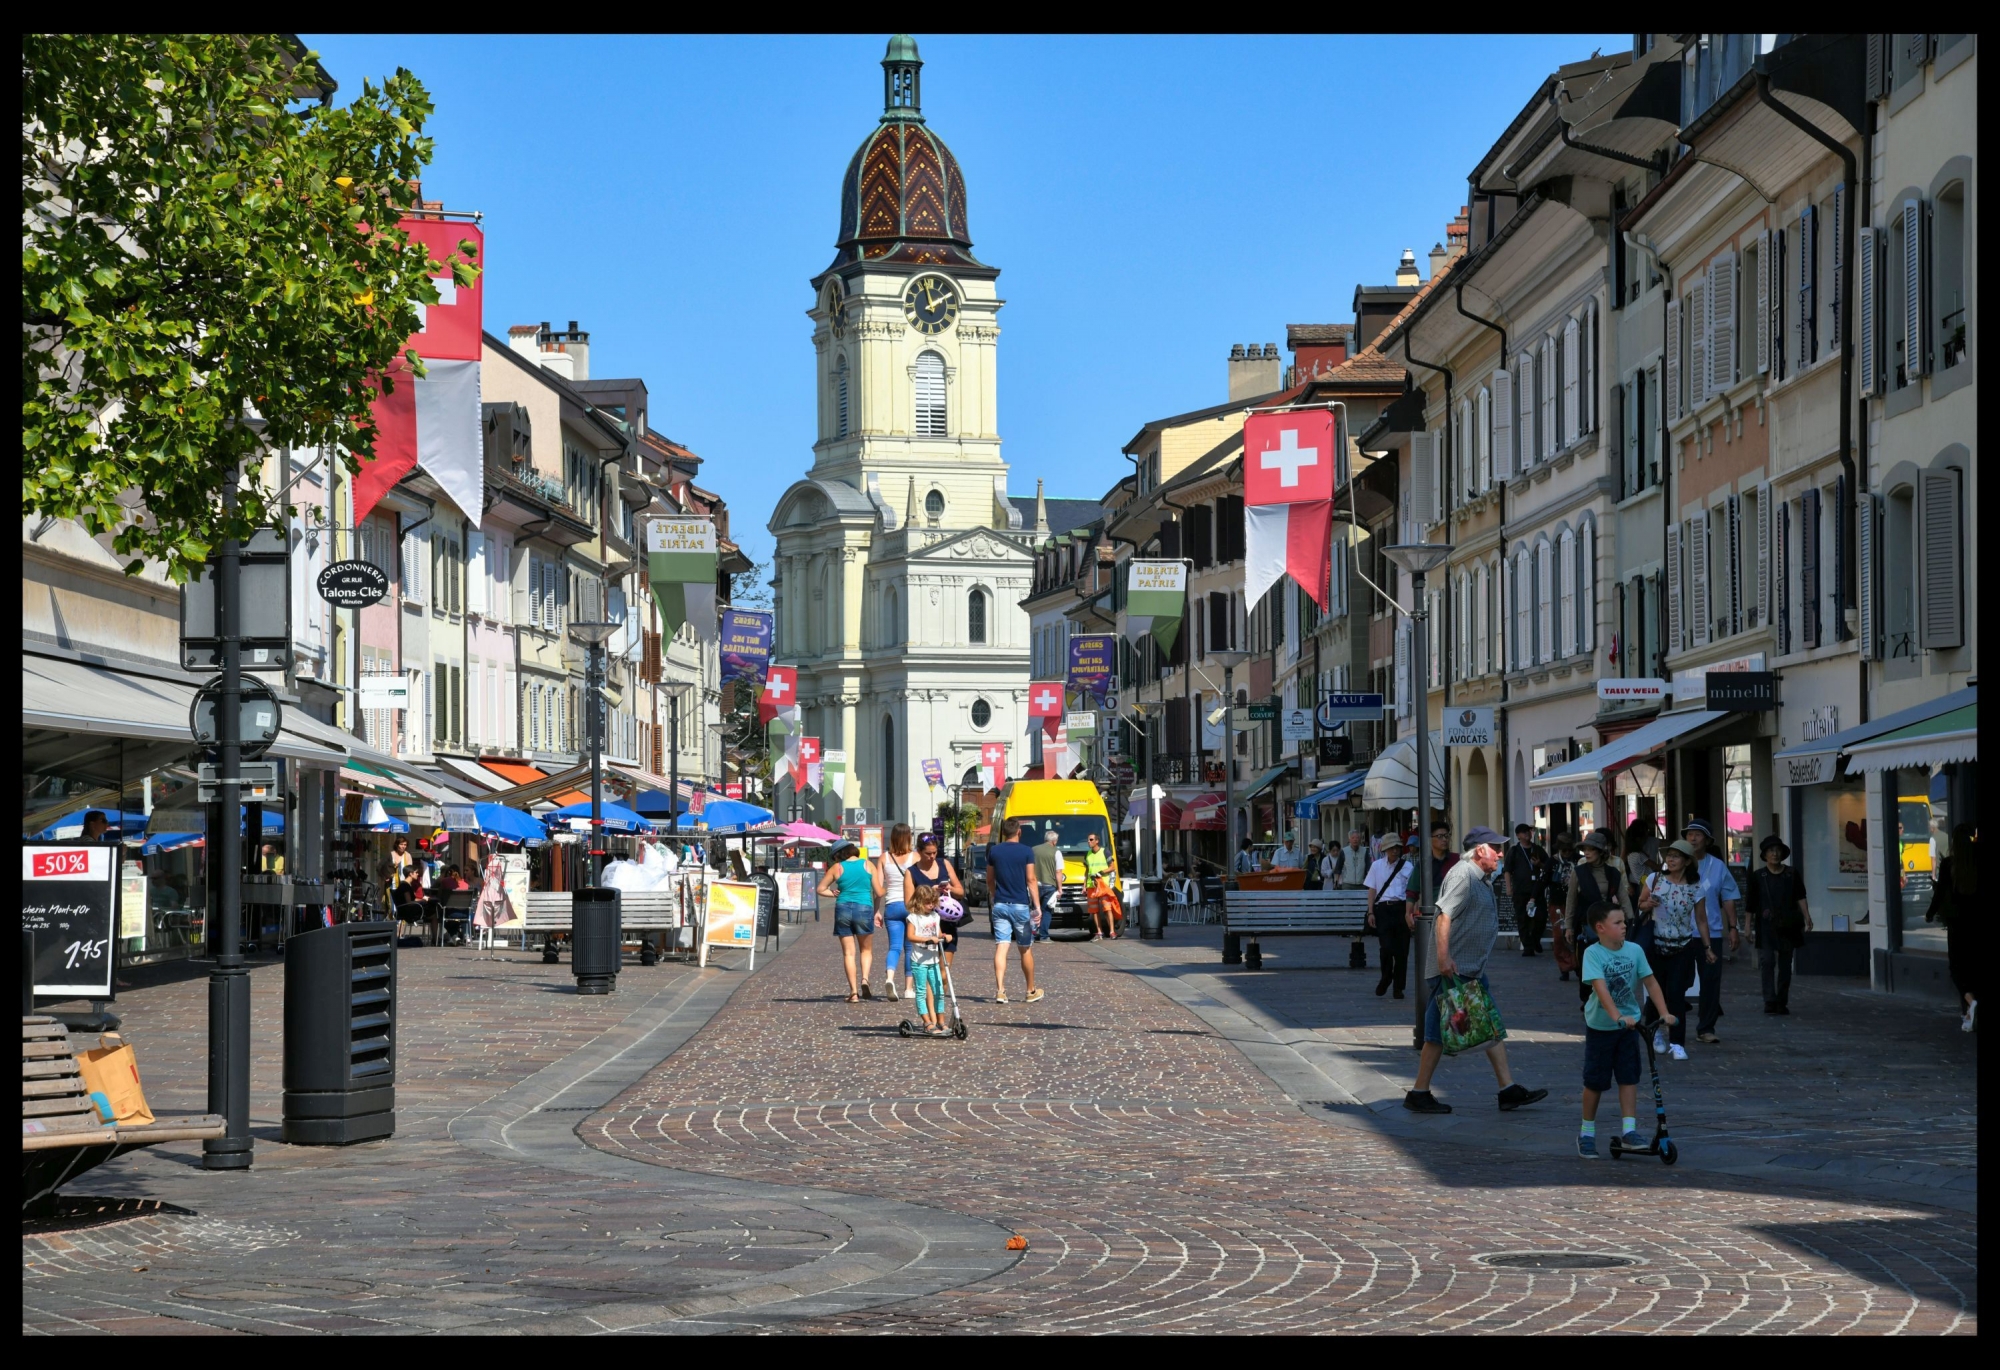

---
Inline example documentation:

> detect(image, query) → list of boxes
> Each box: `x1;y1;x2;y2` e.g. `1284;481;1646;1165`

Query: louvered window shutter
1832;473;1851;642
1710;252;1736;396
1542;339;1556;458
1774;500;1791;654
1561;318;1580;447
1558;533;1575;658
1829;186;1844;343
1857;493;1881;660
1614;380;1631;498
1411;432;1435;528
1580;520;1596;654
914;352;947;436
1799;206;1818;368
1689;278;1709;411
1586;301;1599;432
1491;371;1511;484
1690;516;1712;647
1755;231;1772;375
1919;469;1963;648
1665;299;1682;425
1866;33;1889;98
1858;226;1880;397
468;535;487;615
1476;387;1491;490
1903;197;1929;379
1514;355;1532;474
1726;494;1743;637
1433;428;1447;524
1801;489;1822;647
1755;483;1772;630
1516;551;1534;670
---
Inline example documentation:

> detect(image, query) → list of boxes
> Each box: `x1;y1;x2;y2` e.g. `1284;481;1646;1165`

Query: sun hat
1379;832;1408;850
1759;834;1791;859
1582;830;1613;853
1665;839;1699;861
1682;818;1714;838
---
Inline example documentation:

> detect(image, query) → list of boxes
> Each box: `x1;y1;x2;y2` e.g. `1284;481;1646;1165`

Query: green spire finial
882;34;923;121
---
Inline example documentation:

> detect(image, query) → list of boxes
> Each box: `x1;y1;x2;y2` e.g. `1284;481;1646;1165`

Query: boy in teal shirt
1578;903;1675;1158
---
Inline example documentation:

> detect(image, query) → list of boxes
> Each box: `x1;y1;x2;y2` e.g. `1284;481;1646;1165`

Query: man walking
1745;835;1811;1014
1335;828;1371;889
985;818;1044;1004
1681;818;1741;1042
1405;827;1549;1115
1427;821;1459;891
1032;827;1063;942
1505;823;1549;956
1363;833;1415;998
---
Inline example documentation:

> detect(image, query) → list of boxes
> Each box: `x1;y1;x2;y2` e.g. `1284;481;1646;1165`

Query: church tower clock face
902;275;959;335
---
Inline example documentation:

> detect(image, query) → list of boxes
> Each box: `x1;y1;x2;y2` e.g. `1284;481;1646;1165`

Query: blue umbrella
472;803;546;844
547;801;655;834
629;788;675;817
670;797;774;834
140;832;203;855
32;809;150;839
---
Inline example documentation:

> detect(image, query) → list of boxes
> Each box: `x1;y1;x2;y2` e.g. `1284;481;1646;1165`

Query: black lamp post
1383;542;1451;1050
567;599;620;886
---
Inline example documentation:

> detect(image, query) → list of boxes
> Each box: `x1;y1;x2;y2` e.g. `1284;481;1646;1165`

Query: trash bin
282;920;396;1144
572;887;622;995
1139;880;1166;939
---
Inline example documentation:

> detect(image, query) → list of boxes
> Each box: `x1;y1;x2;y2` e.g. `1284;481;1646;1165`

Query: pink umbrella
778;820;840;844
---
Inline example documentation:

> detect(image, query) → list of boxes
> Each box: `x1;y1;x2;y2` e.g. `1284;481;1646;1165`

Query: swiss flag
760;666;798;725
797;736;821;766
1242;408;1337;613
980;742;1007;793
1028;681;1064;720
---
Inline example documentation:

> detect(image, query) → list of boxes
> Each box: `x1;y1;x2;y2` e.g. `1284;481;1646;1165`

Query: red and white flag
760;666;798;726
1028;680;1064;731
980;742;1007;793
797;736;821;793
354;217;485;525
1243;408;1337;613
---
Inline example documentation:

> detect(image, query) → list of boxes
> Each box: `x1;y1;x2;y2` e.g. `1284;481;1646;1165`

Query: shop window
1723;744;1754;870
1934;181;1966;369
1884;484;1917;657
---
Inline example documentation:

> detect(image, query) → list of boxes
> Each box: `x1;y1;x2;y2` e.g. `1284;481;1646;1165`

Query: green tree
22;33;477;580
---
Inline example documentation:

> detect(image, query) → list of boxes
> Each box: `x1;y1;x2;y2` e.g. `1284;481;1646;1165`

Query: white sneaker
1962;1000;1978;1033
1668;1043;1689;1061
1653;1027;1669;1055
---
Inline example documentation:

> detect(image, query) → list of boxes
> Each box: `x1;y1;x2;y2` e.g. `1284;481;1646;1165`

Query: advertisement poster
499;852;529;927
23;844;117;999
119;862;147;942
921;758;945;789
1068;634;1113;698
719;609;773;685
700;879;761;968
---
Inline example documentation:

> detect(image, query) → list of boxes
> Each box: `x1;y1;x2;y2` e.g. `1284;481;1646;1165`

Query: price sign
23;843;118;999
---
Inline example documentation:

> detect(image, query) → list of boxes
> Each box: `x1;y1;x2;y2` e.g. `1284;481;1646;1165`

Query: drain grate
1477;1251;1639;1270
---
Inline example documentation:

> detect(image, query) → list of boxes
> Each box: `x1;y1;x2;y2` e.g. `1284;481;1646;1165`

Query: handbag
76;1032;155;1126
1434;974;1507;1056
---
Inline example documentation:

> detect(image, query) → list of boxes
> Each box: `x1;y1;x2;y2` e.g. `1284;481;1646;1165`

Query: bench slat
23;1058;85;1079
113;1115;227;1145
23;1077;94;1099
24;1096;101;1119
22;1039;76;1059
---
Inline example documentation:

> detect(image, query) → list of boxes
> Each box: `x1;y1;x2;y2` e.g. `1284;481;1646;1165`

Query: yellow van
992;779;1117;938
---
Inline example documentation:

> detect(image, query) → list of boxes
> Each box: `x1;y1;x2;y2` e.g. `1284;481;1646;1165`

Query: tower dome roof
828;36;984;271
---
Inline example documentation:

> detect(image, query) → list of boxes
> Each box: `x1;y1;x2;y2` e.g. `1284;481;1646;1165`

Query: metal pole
204;480;252;1170
588;644;604;885
1222;662;1236;879
1411;569;1432;1051
667;689;679;850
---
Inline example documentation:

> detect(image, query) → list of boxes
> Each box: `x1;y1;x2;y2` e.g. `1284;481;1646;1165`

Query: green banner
647;516;719;643
1124;559;1187;656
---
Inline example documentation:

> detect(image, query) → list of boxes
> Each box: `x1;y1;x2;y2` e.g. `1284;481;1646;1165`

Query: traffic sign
1316;692;1384;727
197;760;281;803
190;675;282;759
316;558;389;607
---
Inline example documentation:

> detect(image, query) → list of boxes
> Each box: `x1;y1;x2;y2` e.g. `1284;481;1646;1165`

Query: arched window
925;488;945;522
967;587;988;644
914;352;947;437
1558;528;1577;657
1513;548;1532;670
1577;519;1597;654
835;356;849;438
884;586;899;647
1535;539;1554;664
881;714;897;823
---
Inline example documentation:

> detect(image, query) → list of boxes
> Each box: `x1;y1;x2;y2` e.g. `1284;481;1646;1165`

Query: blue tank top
836;858;874;906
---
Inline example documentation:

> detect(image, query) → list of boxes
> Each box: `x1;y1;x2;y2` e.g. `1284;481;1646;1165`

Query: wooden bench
1222;888;1373;970
22;1016;225;1217
523;887;698;965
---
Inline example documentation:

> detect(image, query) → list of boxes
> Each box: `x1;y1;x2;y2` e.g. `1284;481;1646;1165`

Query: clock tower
770;35;1032;833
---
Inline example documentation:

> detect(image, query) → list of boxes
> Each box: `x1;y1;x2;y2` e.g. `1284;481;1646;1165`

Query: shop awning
24;652;345;765
1124;793;1183;827
478;759;590;808
1240;765;1292;802
1363;731;1445;810
436;757;511;792
1838;704;1977;775
1772;686;1976;785
1528;710;1728;805
1295;771;1366;819
1180;792;1226;831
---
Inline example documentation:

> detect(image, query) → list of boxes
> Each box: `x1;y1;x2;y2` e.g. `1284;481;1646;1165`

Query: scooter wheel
1659;1139;1678;1166
1608;1140;1623;1160
953;1019;968;1040
898;1020;914;1037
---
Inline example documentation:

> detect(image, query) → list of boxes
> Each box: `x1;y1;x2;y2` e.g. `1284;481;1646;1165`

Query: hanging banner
354;217;486;525
922;758;945;789
1068;634;1113;698
1243;407;1336;611
759;664;798;725
1028;681;1065;729
647;517;719;644
980;742;1008;793
819;756;840;800
1042;716;1072;779
799;737;822;793
719;609;773;685
1123;560;1188;655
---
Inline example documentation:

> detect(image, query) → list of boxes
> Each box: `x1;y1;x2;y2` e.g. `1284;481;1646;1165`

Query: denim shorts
833;902;875;938
1422;972;1491;1045
1582;1025;1642;1091
991;902;1036;944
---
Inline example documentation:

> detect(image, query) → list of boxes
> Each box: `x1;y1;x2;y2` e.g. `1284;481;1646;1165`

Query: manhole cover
659;1228;835;1247
1477;1251;1639;1270
174;1277;374;1302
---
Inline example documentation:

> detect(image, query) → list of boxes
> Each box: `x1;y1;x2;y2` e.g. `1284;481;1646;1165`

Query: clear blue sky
304;33;1627;569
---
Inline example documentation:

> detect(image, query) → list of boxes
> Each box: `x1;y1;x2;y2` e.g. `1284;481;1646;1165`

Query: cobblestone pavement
590;927;1977;1334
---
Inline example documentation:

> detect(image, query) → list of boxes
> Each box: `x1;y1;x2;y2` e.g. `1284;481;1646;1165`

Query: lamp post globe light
1381;543;1451;1050
1203;649;1252;883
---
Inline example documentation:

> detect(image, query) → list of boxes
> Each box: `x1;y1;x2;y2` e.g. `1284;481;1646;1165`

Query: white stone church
769;36;1089;831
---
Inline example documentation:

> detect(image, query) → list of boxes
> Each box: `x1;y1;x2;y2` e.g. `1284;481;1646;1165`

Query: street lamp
658;678;696;847
1382;542;1451;1050
567;598;621;887
1204;649;1252;882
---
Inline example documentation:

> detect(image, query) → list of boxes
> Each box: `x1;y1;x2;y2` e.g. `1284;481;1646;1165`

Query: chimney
1447;204;1470;262
529;319;590;381
508;324;541;362
1429;241;1449;279
1228;342;1282;401
1396;249;1421;287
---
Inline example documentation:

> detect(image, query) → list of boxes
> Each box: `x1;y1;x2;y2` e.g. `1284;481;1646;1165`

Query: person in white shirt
1363;833;1417;998
1272;836;1302;870
1680;818;1741;1044
1336;828;1372;888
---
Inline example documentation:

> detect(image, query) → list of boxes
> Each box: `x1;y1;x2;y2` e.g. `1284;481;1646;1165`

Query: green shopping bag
1435;974;1507;1056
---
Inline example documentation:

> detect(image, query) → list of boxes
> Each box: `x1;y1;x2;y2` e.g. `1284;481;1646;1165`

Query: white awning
24;652;345;765
1528;709;1728;804
1362;731;1443;810
1838;705;1977;774
436;756;511;792
1772;686;1976;784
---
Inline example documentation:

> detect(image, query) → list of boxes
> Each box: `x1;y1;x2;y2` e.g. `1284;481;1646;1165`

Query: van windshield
1013;815;1112;859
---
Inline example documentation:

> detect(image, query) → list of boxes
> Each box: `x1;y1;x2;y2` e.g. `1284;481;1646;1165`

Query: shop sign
1707;670;1777;712
1317;735;1353;766
197;760;280;803
443;804;478;832
1443;706;1494;747
24;843;117;999
1064;712;1096;738
1779;752;1839;786
1598;677;1668;703
1316;692;1383;726
1670;653;1765;705
1801;705;1839;742
316;558;389;607
1280;708;1314;742
358;676;410;709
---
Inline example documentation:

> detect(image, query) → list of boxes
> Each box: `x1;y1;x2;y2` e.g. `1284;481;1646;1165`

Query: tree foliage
21;33;477;580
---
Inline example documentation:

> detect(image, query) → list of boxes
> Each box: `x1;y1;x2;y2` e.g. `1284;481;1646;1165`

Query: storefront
1528;708;1734;864
1294;771;1365;847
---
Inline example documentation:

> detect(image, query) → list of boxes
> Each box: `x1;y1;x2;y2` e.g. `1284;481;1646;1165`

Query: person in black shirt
1744;835;1811;1014
1504;823;1549;956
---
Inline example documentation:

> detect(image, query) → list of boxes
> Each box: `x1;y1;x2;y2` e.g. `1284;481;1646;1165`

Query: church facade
769;36;1034;830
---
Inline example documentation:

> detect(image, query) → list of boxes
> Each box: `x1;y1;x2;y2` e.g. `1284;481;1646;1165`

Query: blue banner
719;609;773;685
1068;634;1113;698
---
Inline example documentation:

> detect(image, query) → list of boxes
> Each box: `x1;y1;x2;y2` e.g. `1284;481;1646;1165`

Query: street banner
980;742;1007;793
819;755;840;801
1243;407;1337;612
1064;711;1096;738
1068;634;1113;698
798;737;821;793
1123;560;1188;655
922;758;945;789
646;517;719;644
767;714;793;783
760;664;798;727
354;217;486;525
1043;716;1072;779
1028;680;1065;721
719;609;773;685
689;789;706;816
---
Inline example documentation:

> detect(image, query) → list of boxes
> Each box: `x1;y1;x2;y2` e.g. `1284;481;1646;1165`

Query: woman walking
473;840;510;958
1636;839;1714;1061
1563;831;1627;997
818;842;883;1003
908;832;967;970
879;824;918;1000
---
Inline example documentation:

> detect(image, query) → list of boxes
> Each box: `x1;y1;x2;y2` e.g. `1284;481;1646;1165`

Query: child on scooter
905;884;949;1036
1578;902;1675;1159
